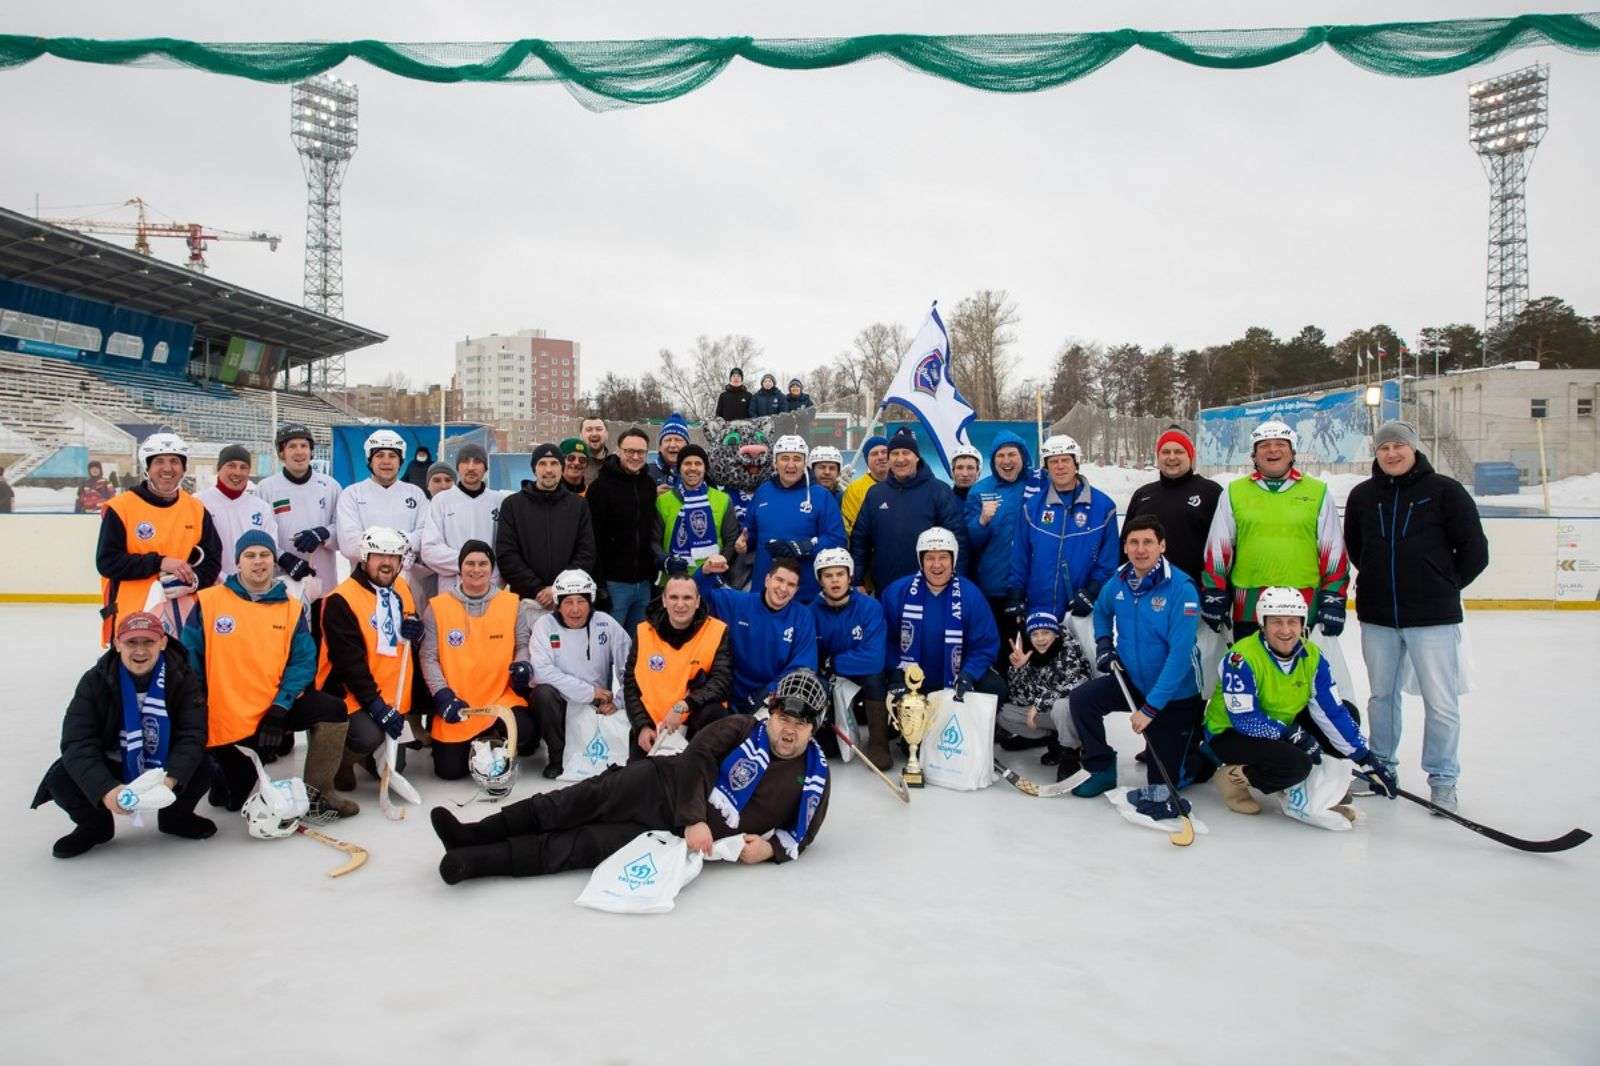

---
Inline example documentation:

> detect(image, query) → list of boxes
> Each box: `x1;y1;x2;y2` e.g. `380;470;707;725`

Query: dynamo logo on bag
584;730;610;765
618;852;659;891
1285;782;1309;816
937;714;965;757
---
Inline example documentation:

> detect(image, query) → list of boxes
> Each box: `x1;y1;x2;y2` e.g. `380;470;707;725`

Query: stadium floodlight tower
291;73;359;391
1468;63;1547;366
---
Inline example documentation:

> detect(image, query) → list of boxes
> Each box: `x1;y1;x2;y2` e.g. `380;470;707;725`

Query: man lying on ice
430;668;831;884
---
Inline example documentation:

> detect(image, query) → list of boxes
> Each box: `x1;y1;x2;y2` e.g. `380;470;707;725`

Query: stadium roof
0;205;385;361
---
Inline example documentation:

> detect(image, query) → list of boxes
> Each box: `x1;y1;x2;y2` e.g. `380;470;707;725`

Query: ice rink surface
3;604;1597;1065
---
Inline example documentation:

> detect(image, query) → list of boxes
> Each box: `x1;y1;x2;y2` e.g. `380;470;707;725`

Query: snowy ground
3;604;1598;1065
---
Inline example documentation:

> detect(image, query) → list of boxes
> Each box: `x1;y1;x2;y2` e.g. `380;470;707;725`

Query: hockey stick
1363;777;1590;854
295;824;369;877
1111;663;1195;847
378;640;415;821
993;760;1040;796
831;723;909;804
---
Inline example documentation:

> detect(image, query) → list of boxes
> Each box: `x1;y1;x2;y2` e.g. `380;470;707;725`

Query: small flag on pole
878;302;977;474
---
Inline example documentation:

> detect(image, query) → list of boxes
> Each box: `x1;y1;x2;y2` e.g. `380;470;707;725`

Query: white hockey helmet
242;776;311;840
552;568;597;602
808;445;843;469
813;547;854;580
359;526;411;567
773;434;809;459
138;431;189;468
1251;419;1298;452
364;429;407;464
1039;435;1081;461
1255;586;1310;625
916;526;959;565
469;737;518;800
950;442;982;465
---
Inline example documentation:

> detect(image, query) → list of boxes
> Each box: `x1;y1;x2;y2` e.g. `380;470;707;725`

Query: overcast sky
3;2;1597;395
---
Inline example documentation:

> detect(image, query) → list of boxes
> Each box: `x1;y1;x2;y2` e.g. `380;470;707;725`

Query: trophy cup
887;664;932;788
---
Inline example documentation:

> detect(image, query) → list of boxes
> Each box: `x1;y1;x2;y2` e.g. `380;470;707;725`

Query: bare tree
832;322;908;415
947;290;1019;418
657;334;763;420
377;370;412;392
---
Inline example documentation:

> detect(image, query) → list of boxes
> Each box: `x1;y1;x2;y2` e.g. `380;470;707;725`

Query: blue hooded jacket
963;431;1035;598
744;474;846;604
849;461;968;592
878;573;1000;691
1011;474;1119;620
698;578;819;703
180;575;316;710
1092;558;1199;712
809;591;888;678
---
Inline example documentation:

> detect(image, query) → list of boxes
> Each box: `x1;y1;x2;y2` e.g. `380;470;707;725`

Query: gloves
1200;587;1231;632
115;768;177;813
399;614;424;644
434;687;469;725
1003;592;1026;620
1356;754;1399;799
1283;725;1322;764
738;691;768;717
276;552;315;581
365;699;405;741
953;674;972;702
1317;591;1347;637
1094;637;1121;676
1069;588;1095;618
663;555;691;576
766;538;810;560
292;527;331;554
254;706;289;760
509;662;533;697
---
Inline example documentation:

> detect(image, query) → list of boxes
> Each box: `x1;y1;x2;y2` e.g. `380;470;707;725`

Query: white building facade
455;329;581;423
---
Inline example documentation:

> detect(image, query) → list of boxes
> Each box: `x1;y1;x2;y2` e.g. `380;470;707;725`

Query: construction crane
40;197;281;274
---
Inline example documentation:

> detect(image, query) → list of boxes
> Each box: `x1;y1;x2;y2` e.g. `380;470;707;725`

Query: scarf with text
119;659;170;783
669;483;720;562
896;572;964;685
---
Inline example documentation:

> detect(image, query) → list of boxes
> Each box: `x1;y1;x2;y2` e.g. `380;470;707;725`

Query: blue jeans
1360;622;1463;787
605;580;652;638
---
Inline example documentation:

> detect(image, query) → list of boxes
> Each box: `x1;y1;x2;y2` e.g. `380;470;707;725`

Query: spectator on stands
259;424;341;603
76;460;116;515
750;373;786;418
424;461;455;499
198;444;276;580
850;428;968;593
420;443;507;595
0;465;12;514
579;417;611;485
402;443;434;494
950;443;982;501
559;438;590;495
840;434;889;537
651;413;689;493
585;428;663;635
714;368;752;422
496;443;596;615
785;378;814;413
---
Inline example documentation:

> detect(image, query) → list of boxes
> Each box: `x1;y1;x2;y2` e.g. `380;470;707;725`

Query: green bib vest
657;486;730;576
1205;634;1323;735
1225;475;1327;588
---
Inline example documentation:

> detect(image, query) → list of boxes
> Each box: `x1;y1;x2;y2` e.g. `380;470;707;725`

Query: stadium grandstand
0;204;385;494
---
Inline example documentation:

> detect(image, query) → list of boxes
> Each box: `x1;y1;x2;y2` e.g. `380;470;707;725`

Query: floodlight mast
291;74;359;391
1468;63;1547;366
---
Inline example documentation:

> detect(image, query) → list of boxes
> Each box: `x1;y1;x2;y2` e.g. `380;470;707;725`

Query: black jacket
1343;452;1489;628
1123;470;1223;585
714;386;752;422
318;568;405;711
495;481;597;600
585;455;664;584
95;483;223;589
56;647;207;801
623;598;733;732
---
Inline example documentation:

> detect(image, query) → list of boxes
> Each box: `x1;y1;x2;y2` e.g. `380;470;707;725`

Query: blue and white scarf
708;721;828;861
669;484;720;562
372;586;404;658
119;659;170;784
896;573;964;686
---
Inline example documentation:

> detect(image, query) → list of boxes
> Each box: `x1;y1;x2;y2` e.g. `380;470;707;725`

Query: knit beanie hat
659;413;690;444
887;427;921;459
1374;420;1421;450
530;443;562;468
218;443;251;468
455;442;488;467
234;528;276;562
458;538;495;570
1155;426;1196;462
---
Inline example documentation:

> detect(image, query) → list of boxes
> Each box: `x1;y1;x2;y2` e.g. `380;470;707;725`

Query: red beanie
1156;427;1196;462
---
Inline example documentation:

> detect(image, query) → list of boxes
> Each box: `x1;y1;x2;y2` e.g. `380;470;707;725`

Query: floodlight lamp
1364;387;1382;408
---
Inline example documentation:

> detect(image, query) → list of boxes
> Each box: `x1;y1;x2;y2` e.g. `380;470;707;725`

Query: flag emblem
272;498;291;514
912;351;943;396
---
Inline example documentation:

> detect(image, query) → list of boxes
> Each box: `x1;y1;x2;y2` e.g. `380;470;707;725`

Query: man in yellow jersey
623;568;732;761
839;434;889;537
181;531;355;817
96;432;221;643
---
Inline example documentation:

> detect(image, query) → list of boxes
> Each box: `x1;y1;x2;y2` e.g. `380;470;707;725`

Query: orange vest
429;589;521;743
100;489;204;644
316;575;416;715
632;616;727;725
196;584;302;746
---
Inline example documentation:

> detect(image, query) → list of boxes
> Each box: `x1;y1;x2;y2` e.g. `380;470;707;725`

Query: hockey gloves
1356;755;1399;799
399;614;424;644
276;552;315;582
434;688;469;725
1069;587;1096;618
509;662;533;698
1316;591;1347;637
1003;592;1027;621
365;699;405;741
254;706;290;761
766;538;810;560
292;526;331;554
952;674;972;702
1094;637;1122;676
1200;587;1231;632
1283;725;1322;765
664;555;691;576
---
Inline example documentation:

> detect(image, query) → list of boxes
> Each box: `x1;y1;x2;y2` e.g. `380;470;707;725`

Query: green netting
0;13;1596;111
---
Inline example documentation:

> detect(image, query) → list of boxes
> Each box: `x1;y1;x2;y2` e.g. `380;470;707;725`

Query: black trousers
1070;675;1205;788
33;756;209;830
626;701;734;763
499;759;678;876
987;596;1022;653
1208;706;1362;794
433;703;537;780
208;690;347;810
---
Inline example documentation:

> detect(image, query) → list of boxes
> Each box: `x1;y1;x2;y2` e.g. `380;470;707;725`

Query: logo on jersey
250;512;263;527
213;615;236;635
1074;511;1088;528
597;629;609;646
781;626;794;644
446;628;465;647
728;757;761;791
1188;494;1202;508
912;351;943;397
405;497;417;509
1041;510;1055;525
549;633;562;649
648;654;666;672
272;498;292;515
899;621;914;654
1150;595;1167;612
490;508;500;522
618;851;658;891
318;497;326;509
937;714;965;757
850;624;863;642
135;522;156;541
1228;652;1245;667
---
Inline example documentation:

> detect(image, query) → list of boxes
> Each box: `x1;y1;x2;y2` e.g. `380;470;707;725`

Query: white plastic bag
1195;626;1229;700
831;676;861;764
1278;754;1354;831
1314;627;1359;708
575;831;745;915
558;701;630;782
1067;615;1098;677
920;689;998;791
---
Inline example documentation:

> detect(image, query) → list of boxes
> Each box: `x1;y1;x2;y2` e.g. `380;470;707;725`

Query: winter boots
1217;764;1261;815
52;813;114;859
432;806;514;884
862;700;893;772
1053;745;1083;783
305;721;360;818
1071;765;1116;798
1430;784;1458;814
157;809;217;839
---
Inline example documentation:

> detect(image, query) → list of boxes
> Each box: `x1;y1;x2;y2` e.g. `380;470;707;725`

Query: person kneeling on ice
1068;516;1206;820
431;668;832;884
420;540;540;781
623;568;733;760
998;610;1090;781
181;530;354;817
528;568;632;778
879;527;1006;705
31;611;215;857
808;547;891;767
1206;586;1398;823
698;553;819;715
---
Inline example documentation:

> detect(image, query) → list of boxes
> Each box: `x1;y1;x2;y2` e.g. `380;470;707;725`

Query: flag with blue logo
879;302;977;475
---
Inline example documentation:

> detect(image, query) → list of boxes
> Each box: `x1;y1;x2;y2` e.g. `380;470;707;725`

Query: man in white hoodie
420;443;506;595
336;429;428;584
527;569;631;780
197;444;277;580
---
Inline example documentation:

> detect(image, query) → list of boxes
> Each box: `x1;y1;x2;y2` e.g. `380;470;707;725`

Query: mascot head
706;416;776;493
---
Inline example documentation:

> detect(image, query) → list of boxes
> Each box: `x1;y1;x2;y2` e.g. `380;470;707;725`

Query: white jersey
419;483;508;595
198;485;278;579
528;610;631;705
335;477;429;578
256;468;342;601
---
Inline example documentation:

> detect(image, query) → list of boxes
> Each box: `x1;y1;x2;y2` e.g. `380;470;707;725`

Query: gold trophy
887;664;932;788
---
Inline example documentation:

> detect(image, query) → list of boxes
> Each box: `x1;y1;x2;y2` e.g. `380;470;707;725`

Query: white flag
1356;347;1366;367
878;303;976;473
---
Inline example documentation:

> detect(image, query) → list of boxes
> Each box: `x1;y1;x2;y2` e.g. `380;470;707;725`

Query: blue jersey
809;592;888;679
699;580;819;703
1013;475;1119;620
744;476;846;604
